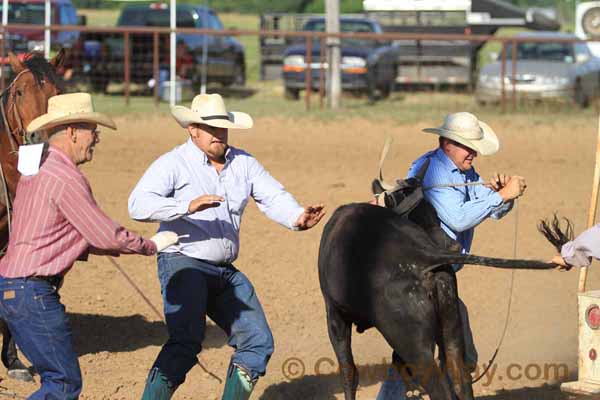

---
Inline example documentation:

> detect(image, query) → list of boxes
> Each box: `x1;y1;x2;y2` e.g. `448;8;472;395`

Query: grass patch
91;81;598;127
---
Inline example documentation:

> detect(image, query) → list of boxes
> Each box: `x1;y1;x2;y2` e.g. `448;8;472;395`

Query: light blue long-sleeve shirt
407;148;513;270
128;138;305;264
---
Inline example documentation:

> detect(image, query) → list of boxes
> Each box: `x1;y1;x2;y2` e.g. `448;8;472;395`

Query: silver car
476;32;600;107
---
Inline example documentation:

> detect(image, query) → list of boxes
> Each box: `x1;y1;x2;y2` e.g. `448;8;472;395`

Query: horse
0;50;65;381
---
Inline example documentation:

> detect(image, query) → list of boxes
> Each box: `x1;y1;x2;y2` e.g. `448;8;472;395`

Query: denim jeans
0;277;82;399
376;298;477;400
151;252;274;387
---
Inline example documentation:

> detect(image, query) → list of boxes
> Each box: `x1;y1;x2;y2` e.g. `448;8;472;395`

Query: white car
476;32;600;107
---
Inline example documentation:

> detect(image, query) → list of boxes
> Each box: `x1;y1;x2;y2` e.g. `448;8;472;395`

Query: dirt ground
2;110;599;399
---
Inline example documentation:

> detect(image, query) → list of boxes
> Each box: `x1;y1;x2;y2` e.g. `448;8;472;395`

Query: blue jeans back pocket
0;286;25;320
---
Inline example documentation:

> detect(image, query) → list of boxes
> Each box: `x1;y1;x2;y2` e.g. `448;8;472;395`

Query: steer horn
372;136;398;194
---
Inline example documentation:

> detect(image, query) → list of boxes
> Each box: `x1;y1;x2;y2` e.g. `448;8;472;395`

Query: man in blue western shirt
129;93;325;400
377;112;526;399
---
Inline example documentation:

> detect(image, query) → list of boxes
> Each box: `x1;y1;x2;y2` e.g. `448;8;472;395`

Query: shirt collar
48;146;78;169
434;147;461;173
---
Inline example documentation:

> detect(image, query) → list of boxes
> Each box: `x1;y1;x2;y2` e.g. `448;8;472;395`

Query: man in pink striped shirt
0;93;178;399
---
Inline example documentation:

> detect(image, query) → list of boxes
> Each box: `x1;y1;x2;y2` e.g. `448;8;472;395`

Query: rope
471;199;519;384
106;256;223;384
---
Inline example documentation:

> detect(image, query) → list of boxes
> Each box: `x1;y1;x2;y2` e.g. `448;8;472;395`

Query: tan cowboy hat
26;92;116;133
423;112;499;156
170;93;253;130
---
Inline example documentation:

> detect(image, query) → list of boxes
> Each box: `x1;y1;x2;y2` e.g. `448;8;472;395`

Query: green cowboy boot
221;363;255;400
141;368;176;400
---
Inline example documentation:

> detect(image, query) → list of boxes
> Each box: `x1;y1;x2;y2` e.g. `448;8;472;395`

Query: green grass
89;81;598;126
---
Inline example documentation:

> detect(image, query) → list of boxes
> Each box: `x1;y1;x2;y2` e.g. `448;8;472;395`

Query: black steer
318;171;563;400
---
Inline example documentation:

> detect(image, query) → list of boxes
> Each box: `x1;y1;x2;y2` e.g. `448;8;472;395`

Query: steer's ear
415;158;431;183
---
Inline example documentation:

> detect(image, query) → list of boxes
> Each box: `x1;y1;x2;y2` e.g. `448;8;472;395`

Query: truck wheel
285;87;300;100
575;82;590;108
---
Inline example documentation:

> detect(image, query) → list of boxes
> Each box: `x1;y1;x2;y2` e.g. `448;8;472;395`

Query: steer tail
426;253;556;271
537;214;574;253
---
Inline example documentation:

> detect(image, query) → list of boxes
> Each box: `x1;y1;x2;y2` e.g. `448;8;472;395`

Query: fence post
319;36;325;110
124;31;130;106
511;38;517;112
305;35;312;111
501;40;506;114
0;26;5;92
153;31;159;107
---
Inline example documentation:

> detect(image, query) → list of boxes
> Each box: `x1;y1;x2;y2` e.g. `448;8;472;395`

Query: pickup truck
4;0;82;53
282;17;398;100
74;3;245;93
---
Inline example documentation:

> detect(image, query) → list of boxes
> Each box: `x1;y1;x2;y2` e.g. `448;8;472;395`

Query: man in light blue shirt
129;94;325;400
377;112;526;399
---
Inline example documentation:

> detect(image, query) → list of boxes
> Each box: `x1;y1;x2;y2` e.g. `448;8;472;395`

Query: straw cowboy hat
27;92;116;133
423;112;499;156
170;93;253;130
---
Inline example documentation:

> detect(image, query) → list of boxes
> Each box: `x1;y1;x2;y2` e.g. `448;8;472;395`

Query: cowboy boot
141;368;176;400
221;363;255;400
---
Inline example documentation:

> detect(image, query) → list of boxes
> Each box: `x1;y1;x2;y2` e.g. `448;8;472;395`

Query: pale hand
498;176;527;201
150;231;179;252
188;194;224;214
550;255;572;271
294;204;326;231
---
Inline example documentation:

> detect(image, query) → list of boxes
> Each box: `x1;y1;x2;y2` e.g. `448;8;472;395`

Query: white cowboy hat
26;92;116;133
423;112;499;156
170;93;253;130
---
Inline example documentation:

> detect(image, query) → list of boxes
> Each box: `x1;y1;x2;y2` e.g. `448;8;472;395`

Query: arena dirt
2;112;595;399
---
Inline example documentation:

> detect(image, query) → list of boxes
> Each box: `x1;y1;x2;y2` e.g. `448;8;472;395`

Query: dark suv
76;3;245;92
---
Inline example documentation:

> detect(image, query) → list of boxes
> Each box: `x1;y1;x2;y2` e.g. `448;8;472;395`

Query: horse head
2;49;65;149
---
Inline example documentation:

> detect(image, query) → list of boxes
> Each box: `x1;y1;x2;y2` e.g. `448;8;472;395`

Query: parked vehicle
2;0;82;53
74;3;245;93
475;32;600;107
282;17;398;100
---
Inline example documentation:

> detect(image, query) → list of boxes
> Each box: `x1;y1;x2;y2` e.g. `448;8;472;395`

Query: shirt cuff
490;191;505;207
561;241;592;268
289;207;306;231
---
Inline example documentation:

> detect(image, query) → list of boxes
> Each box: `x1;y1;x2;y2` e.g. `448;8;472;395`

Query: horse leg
435;268;474;400
325;300;358;400
0;319;32;382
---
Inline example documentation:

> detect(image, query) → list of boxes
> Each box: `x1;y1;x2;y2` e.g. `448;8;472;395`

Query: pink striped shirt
0;147;156;278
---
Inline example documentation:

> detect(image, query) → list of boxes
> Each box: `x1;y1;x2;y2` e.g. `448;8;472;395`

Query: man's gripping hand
294;204;326;231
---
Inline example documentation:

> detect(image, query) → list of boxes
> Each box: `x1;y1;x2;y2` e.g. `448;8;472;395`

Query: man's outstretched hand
294;204;326;230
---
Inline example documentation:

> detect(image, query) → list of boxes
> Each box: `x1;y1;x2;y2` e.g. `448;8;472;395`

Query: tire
222;62;245;87
575;82;590;108
285;87;300;100
378;81;393;99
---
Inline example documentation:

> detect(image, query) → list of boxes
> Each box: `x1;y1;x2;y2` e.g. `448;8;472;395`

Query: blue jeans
0;277;81;399
376;298;477;400
151;253;274;387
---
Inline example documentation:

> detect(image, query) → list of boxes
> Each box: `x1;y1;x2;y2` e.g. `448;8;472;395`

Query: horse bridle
0;68;47;153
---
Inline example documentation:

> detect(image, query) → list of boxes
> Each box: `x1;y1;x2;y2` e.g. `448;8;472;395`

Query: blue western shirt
407;148;513;270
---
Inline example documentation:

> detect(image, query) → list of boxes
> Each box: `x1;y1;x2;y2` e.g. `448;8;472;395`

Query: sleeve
128;153;191;222
56;178;156;256
424;168;506;233
248;156;304;230
561;224;600;267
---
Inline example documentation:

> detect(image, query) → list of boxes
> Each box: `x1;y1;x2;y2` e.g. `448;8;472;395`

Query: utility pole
326;0;341;109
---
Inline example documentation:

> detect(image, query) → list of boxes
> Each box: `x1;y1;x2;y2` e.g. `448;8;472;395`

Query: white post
200;0;208;94
326;0;341;109
45;0;50;59
1;0;7;79
169;0;176;106
2;0;8;26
